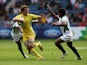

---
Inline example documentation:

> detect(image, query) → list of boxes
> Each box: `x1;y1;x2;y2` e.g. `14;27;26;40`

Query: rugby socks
67;42;81;58
34;42;43;51
16;41;25;58
30;48;42;58
56;44;66;53
34;42;41;47
71;47;81;57
34;43;39;47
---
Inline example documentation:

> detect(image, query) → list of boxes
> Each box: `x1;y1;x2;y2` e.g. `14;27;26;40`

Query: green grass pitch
0;39;87;65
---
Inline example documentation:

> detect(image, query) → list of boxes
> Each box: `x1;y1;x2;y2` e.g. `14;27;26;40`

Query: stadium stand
0;0;87;28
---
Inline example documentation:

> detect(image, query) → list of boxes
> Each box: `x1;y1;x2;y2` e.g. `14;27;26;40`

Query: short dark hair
20;5;29;12
58;8;66;16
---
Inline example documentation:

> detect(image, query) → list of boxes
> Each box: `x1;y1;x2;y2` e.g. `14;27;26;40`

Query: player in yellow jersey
13;5;44;60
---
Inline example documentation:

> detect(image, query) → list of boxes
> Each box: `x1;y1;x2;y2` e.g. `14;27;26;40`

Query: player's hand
51;22;57;26
38;15;42;19
46;4;50;7
46;4;51;10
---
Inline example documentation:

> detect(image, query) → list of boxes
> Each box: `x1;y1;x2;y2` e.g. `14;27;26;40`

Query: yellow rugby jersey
14;13;38;37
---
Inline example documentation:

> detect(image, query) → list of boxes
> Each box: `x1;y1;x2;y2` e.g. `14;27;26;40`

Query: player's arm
13;17;24;23
32;19;39;23
31;14;42;23
52;21;67;26
47;4;59;19
36;15;42;22
32;15;43;23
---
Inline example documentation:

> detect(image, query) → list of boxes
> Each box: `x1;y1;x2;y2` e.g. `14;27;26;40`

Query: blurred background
0;0;87;40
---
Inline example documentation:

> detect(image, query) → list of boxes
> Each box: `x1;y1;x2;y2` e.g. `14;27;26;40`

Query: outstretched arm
52;21;67;26
13;17;24;23
47;4;59;19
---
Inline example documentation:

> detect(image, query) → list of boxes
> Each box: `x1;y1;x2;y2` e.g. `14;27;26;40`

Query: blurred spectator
0;0;7;20
3;10;9;20
74;0;79;9
40;13;47;24
78;7;87;26
66;0;73;10
78;0;85;11
49;0;56;8
8;5;14;14
70;0;76;5
46;13;54;24
0;0;7;7
9;5;20;14
38;0;45;10
0;0;87;28
31;0;38;4
15;0;23;8
77;11;83;22
13;6;20;14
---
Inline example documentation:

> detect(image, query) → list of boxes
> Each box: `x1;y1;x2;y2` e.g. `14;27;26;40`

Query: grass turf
0;39;87;65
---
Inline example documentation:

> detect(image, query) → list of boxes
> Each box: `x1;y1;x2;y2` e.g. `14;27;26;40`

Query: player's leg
16;40;28;58
24;38;44;60
11;32;28;58
55;38;68;59
67;42;82;60
55;38;66;54
30;48;44;60
34;42;43;51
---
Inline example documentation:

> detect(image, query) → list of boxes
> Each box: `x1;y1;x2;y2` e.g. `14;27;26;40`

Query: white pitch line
76;47;87;50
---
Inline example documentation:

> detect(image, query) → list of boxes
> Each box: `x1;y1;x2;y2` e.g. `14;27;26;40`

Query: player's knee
55;41;59;46
67;42;73;48
26;45;33;49
55;38;63;46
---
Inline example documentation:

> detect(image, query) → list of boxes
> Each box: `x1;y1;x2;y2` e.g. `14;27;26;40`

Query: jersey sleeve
62;16;68;23
13;14;25;24
30;14;38;19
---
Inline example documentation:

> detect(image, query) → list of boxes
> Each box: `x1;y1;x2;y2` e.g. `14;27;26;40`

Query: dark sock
16;41;25;57
67;42;81;58
55;43;66;53
70;46;81;58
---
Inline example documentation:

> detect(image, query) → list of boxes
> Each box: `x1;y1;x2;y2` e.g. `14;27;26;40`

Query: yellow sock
34;42;39;47
34;42;43;51
31;48;42;58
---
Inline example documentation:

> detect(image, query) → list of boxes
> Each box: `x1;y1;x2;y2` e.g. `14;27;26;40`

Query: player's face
23;8;29;15
25;8;29;13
